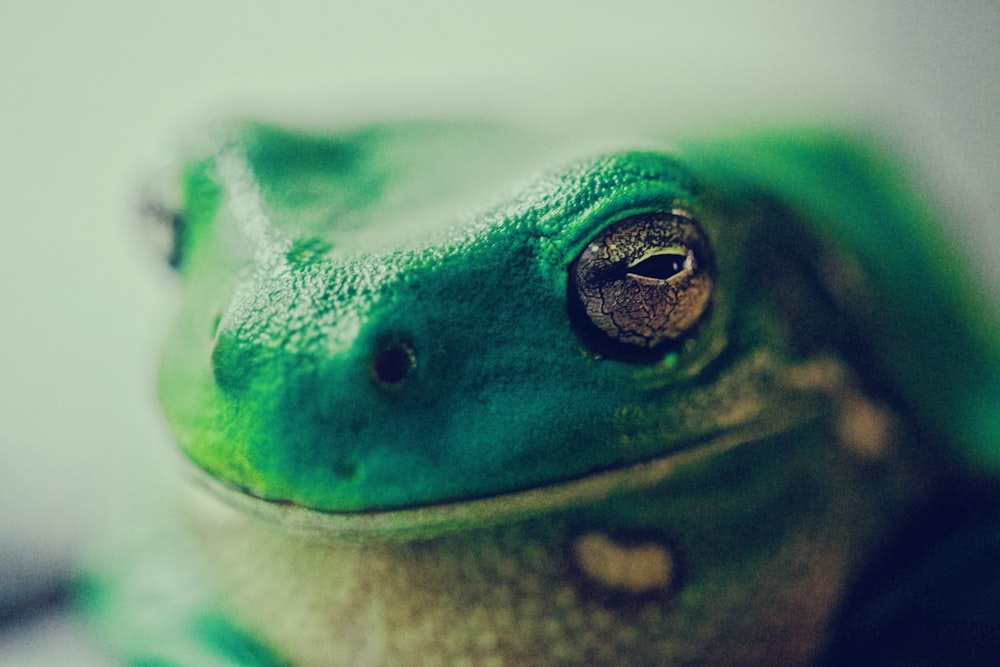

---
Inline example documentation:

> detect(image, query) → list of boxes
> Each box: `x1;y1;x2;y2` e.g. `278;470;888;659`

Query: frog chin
179;408;814;543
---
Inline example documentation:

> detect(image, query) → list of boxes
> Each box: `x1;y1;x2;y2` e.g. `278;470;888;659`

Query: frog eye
569;211;714;357
136;152;186;270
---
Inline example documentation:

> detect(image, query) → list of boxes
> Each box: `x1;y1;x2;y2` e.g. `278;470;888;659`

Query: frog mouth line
181;410;818;542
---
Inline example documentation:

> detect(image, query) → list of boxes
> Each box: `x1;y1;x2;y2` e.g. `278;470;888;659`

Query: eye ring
568;211;714;359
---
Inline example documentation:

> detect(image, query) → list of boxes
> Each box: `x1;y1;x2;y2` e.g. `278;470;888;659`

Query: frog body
81;121;1000;665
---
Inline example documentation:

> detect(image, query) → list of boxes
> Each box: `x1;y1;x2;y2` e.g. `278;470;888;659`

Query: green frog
80;121;1000;665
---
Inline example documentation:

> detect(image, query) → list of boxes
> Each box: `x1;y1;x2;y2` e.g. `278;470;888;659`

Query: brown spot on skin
838;394;894;459
780;356;898;461
572;532;675;595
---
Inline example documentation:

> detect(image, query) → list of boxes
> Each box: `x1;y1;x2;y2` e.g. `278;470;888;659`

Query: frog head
149;122;1000;534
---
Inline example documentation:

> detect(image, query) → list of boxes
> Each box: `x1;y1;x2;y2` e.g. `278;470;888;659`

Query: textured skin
82;121;1000;665
188;417;923;666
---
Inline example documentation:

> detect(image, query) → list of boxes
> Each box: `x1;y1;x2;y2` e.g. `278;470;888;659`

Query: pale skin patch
571;532;674;594
780;356;896;460
837;394;895;459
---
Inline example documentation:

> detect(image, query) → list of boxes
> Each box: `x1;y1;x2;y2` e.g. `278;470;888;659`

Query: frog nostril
211;333;255;394
371;339;417;387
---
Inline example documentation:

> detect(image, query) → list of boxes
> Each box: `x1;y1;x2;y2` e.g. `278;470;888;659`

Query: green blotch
286;237;333;265
192;612;290;667
175;159;223;271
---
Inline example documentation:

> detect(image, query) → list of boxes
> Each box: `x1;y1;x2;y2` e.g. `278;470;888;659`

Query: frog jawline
182;416;809;543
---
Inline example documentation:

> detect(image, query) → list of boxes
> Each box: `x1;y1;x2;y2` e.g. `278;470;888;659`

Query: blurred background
1;0;997;663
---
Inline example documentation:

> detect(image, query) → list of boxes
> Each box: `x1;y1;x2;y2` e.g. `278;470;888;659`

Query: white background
1;1;997;663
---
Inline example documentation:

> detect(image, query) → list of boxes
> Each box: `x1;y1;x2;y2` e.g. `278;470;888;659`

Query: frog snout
208;290;439;434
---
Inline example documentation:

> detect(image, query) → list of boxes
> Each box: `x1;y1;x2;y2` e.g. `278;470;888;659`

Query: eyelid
627;246;690;268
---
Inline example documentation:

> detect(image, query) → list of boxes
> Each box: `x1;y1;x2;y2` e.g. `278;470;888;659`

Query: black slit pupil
628;253;688;280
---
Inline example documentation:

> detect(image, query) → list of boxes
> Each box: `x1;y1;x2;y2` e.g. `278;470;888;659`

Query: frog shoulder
680;128;1000;475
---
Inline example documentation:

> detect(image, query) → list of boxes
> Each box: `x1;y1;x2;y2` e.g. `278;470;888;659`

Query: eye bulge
569;211;714;357
136;163;187;270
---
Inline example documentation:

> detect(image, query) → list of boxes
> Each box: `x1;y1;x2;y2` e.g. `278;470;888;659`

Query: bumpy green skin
84;121;1000;665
